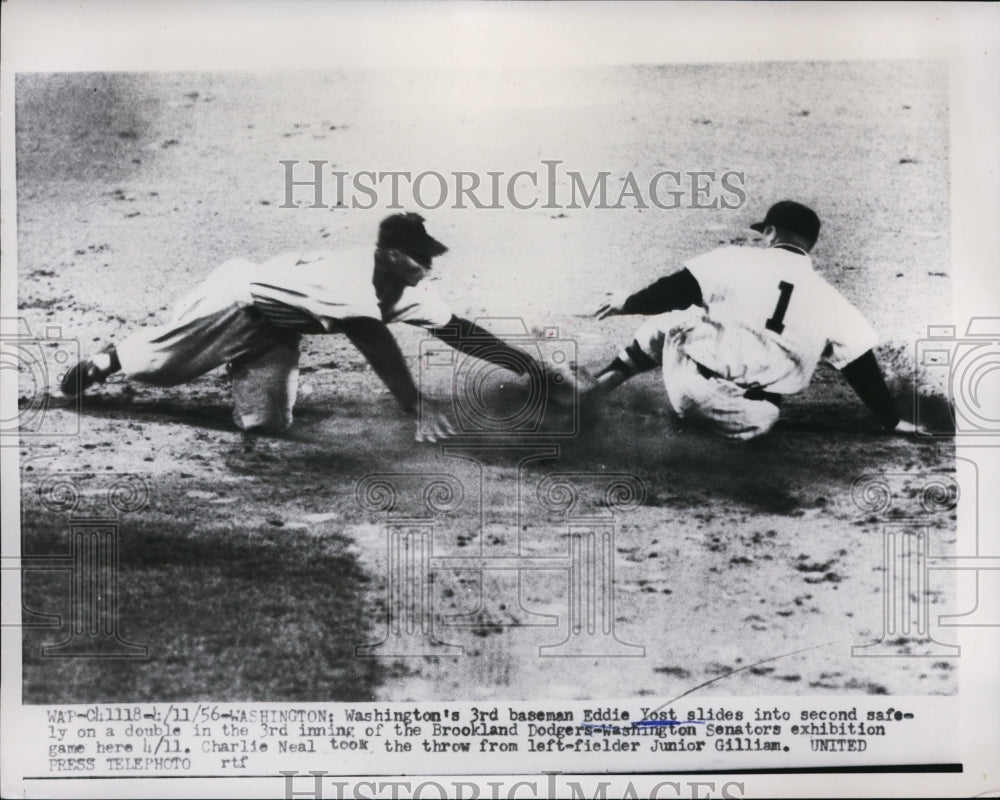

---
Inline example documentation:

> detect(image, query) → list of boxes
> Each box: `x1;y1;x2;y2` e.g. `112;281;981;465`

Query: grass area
21;512;385;703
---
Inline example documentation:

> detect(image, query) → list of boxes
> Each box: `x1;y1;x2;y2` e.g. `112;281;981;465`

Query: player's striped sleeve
249;284;330;333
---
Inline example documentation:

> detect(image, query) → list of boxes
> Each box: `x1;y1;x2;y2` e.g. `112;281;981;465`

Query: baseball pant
115;259;302;433
621;311;781;441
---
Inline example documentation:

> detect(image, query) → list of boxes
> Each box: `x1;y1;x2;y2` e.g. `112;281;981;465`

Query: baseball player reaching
58;213;543;442
587;200;927;440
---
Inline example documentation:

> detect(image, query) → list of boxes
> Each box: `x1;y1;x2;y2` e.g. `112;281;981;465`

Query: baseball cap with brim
377;212;448;260
749;200;821;242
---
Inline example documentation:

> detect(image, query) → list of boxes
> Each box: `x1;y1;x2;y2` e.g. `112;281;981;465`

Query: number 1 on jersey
765;281;794;334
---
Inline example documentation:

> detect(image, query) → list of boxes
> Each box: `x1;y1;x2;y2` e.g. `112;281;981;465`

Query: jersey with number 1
680;246;878;394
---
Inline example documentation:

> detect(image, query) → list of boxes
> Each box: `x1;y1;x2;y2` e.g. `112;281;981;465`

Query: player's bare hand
594;290;630;320
892;419;931;437
416;402;457;443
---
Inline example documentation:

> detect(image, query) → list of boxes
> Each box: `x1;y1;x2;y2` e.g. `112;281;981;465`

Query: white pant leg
622;310;780;440
229;337;301;433
661;344;780;440
618;308;709;371
116;259;275;385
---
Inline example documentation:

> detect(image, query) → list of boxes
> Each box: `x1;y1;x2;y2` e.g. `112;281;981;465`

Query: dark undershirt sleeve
840;349;901;430
620;269;704;315
339;316;419;413
428;315;530;375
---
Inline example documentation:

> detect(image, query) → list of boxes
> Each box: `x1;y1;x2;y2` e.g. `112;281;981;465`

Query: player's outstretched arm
339;317;455;441
839;349;929;436
594;290;632;320
594;269;703;319
429;315;597;408
339;317;421;411
429;315;534;375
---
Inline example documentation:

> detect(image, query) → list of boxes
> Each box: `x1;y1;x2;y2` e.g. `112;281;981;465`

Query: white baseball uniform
115;248;452;432
618;245;878;439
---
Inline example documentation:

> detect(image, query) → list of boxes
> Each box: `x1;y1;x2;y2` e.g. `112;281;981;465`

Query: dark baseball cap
377;213;448;260
749;200;821;242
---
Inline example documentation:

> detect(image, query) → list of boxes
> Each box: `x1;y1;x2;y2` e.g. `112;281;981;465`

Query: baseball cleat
59;351;116;398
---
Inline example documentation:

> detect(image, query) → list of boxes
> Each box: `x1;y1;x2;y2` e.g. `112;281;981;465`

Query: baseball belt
695;362;783;407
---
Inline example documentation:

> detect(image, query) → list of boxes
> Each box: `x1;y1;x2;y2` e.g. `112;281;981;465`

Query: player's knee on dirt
664;351;781;441
228;340;301;435
231;384;296;434
679;398;780;441
233;408;294;434
712;413;779;441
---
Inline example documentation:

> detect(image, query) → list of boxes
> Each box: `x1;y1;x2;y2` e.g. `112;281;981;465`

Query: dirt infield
16;63;956;703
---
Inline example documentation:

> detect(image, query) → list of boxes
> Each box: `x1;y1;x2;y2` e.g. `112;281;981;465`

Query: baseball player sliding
587;200;926;440
59;213;540;441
